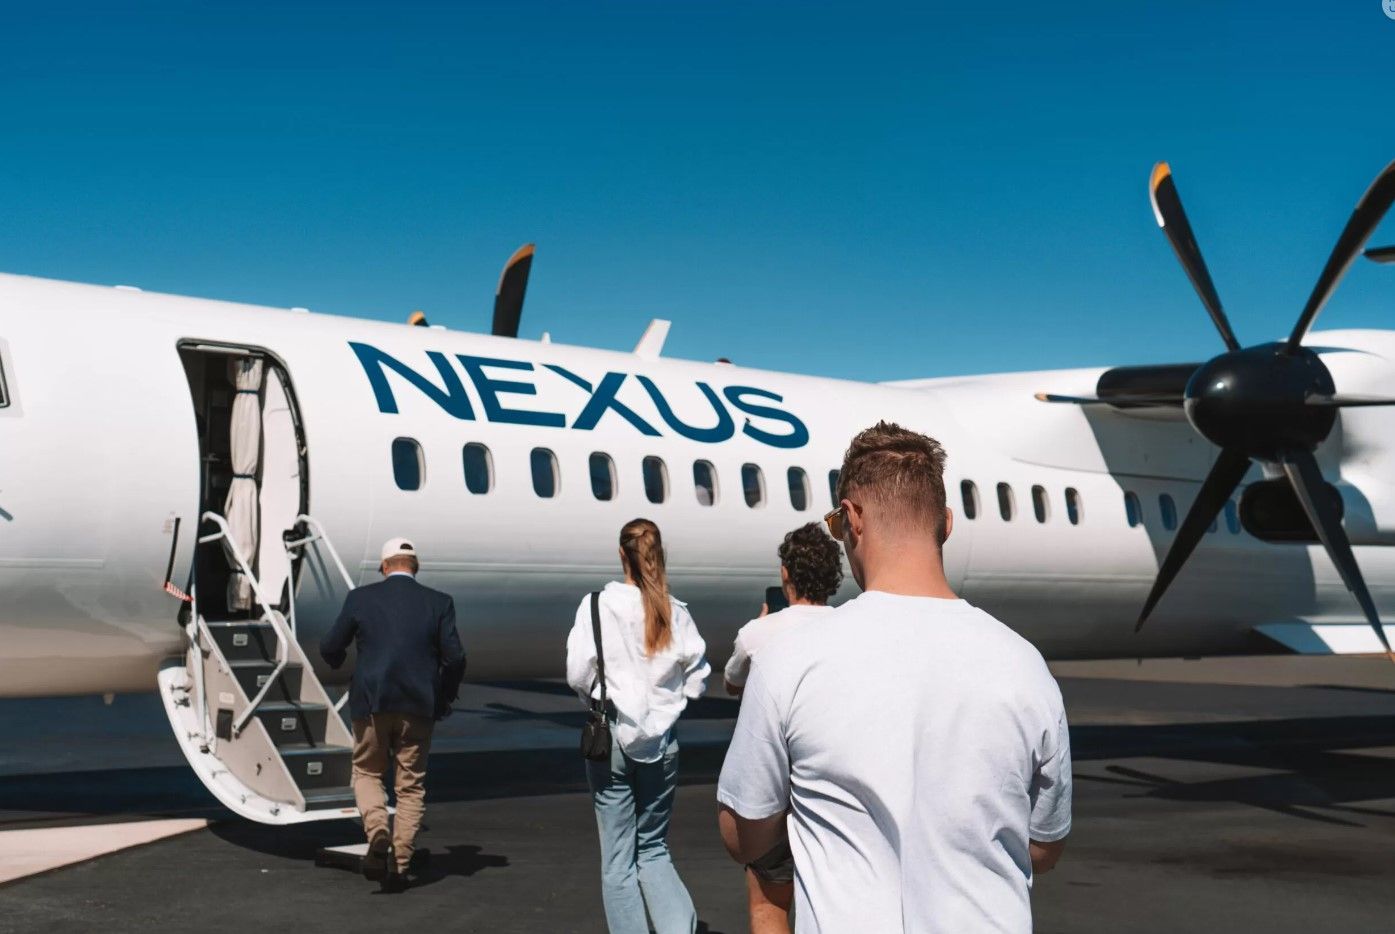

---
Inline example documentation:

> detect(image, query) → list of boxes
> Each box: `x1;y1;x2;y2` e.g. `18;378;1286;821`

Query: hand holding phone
764;585;789;615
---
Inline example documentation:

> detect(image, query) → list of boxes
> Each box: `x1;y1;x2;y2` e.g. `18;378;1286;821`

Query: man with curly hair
724;522;843;697
722;521;843;933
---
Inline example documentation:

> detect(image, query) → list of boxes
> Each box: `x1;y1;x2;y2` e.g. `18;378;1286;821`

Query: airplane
1;161;1394;824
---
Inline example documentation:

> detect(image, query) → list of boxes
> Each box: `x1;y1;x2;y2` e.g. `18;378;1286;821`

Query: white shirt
717;592;1072;934
566;581;711;763
724;604;834;688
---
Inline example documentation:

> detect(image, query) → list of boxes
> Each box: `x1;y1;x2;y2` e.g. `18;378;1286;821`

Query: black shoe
362;832;390;882
380;869;415;894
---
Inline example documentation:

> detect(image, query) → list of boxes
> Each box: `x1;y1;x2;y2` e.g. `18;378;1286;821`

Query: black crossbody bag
580;591;613;762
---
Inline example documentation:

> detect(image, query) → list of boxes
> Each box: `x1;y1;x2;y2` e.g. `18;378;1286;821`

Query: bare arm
718;804;785;865
1030;838;1067;874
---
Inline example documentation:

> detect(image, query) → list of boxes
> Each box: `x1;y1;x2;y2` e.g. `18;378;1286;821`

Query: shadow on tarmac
5;715;1395;832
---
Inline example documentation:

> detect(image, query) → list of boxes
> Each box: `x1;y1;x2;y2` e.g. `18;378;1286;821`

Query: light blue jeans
586;733;697;934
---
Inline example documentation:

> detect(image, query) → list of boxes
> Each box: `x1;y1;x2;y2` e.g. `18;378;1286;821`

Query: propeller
1066;161;1395;653
491;243;536;338
1149;163;1241;352
1035;391;1183;406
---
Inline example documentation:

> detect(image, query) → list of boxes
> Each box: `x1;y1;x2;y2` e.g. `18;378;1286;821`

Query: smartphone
764;585;789;614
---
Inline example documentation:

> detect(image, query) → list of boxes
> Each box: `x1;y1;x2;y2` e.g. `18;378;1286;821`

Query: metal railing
198;510;292;737
283;514;356;713
184;583;217;753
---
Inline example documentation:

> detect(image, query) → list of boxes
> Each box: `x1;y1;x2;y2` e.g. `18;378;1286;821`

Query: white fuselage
4;273;1395;697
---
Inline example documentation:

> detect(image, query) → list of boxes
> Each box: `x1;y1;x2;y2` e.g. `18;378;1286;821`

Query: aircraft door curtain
224;356;264;612
257;366;301;611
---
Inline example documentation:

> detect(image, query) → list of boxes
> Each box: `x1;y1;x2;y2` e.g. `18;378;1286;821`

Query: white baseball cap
380;537;418;563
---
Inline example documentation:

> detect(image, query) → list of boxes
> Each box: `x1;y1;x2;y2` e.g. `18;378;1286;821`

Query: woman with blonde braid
566;518;711;934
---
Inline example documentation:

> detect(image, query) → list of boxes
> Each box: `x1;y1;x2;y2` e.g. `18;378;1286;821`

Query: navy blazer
320;574;466;722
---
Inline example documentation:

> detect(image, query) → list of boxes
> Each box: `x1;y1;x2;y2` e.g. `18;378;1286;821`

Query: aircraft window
1159;493;1178;531
531;447;559;499
643;456;668;504
996;483;1015;521
392;437;424;491
1124;491;1142;528
1224;500;1241;534
828;469;840;507
590;452;617;501
960;480;979;520
1031;485;1050;523
743;463;766;508
694;460;719;506
461;443;492;495
788;467;810;511
1065;487;1082;525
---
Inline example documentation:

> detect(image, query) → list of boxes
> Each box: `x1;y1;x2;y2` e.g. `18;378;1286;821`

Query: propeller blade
1280;449;1391;654
1035;392;1184;406
491;243;536;338
1286;160;1395;352
1149;162;1241;352
1365;245;1395;264
1305;393;1395;407
1136;447;1251;631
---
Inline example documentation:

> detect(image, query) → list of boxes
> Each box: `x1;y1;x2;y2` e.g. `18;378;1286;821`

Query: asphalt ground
3;657;1395;933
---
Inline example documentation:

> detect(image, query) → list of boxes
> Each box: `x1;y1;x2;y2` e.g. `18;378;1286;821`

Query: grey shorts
747;834;794;886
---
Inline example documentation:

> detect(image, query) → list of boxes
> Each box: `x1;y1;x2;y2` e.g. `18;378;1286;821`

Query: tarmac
3;656;1395;933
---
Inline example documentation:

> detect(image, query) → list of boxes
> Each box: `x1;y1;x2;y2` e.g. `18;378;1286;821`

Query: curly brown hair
778;522;844;603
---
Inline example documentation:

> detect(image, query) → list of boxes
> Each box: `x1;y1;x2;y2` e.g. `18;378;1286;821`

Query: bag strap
589;591;608;713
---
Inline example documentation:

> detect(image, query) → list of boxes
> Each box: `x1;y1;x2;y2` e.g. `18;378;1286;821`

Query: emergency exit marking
280;717;297;731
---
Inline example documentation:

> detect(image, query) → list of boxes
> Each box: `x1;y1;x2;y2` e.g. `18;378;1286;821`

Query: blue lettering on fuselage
349;342;809;449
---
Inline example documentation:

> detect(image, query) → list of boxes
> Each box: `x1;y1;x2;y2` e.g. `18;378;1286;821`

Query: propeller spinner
1050;160;1395;653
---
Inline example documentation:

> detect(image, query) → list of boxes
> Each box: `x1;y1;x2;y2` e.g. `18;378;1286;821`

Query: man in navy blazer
321;536;465;889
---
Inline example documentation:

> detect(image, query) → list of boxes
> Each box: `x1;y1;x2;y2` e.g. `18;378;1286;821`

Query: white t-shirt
724;604;834;688
716;592;1072;934
566;581;711;763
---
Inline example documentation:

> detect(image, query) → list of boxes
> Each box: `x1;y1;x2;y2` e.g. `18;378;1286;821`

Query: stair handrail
284;514;356;592
184;583;218;754
198;510;293;736
283;514;356;714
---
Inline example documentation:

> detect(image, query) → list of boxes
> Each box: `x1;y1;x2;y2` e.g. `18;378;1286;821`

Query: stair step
253;701;329;747
229;660;304;702
205;620;277;662
301;788;358;812
279;743;353;790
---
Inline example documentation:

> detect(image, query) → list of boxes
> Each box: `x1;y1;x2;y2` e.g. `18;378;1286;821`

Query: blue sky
2;1;1394;381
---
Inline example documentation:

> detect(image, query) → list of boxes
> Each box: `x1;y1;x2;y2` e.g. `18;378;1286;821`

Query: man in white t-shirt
717;421;1072;933
725;522;843;696
724;521;844;933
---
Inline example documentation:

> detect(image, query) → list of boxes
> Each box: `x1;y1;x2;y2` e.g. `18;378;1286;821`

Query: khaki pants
352;713;433;872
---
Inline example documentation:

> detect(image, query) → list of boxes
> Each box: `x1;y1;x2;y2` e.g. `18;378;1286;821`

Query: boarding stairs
159;513;361;824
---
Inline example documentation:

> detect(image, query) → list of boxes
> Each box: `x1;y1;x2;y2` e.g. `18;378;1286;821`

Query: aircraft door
179;344;309;617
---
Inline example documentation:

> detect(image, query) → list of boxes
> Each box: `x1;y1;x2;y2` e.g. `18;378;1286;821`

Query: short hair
383;554;420;575
778;523;844;603
836;421;949;543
